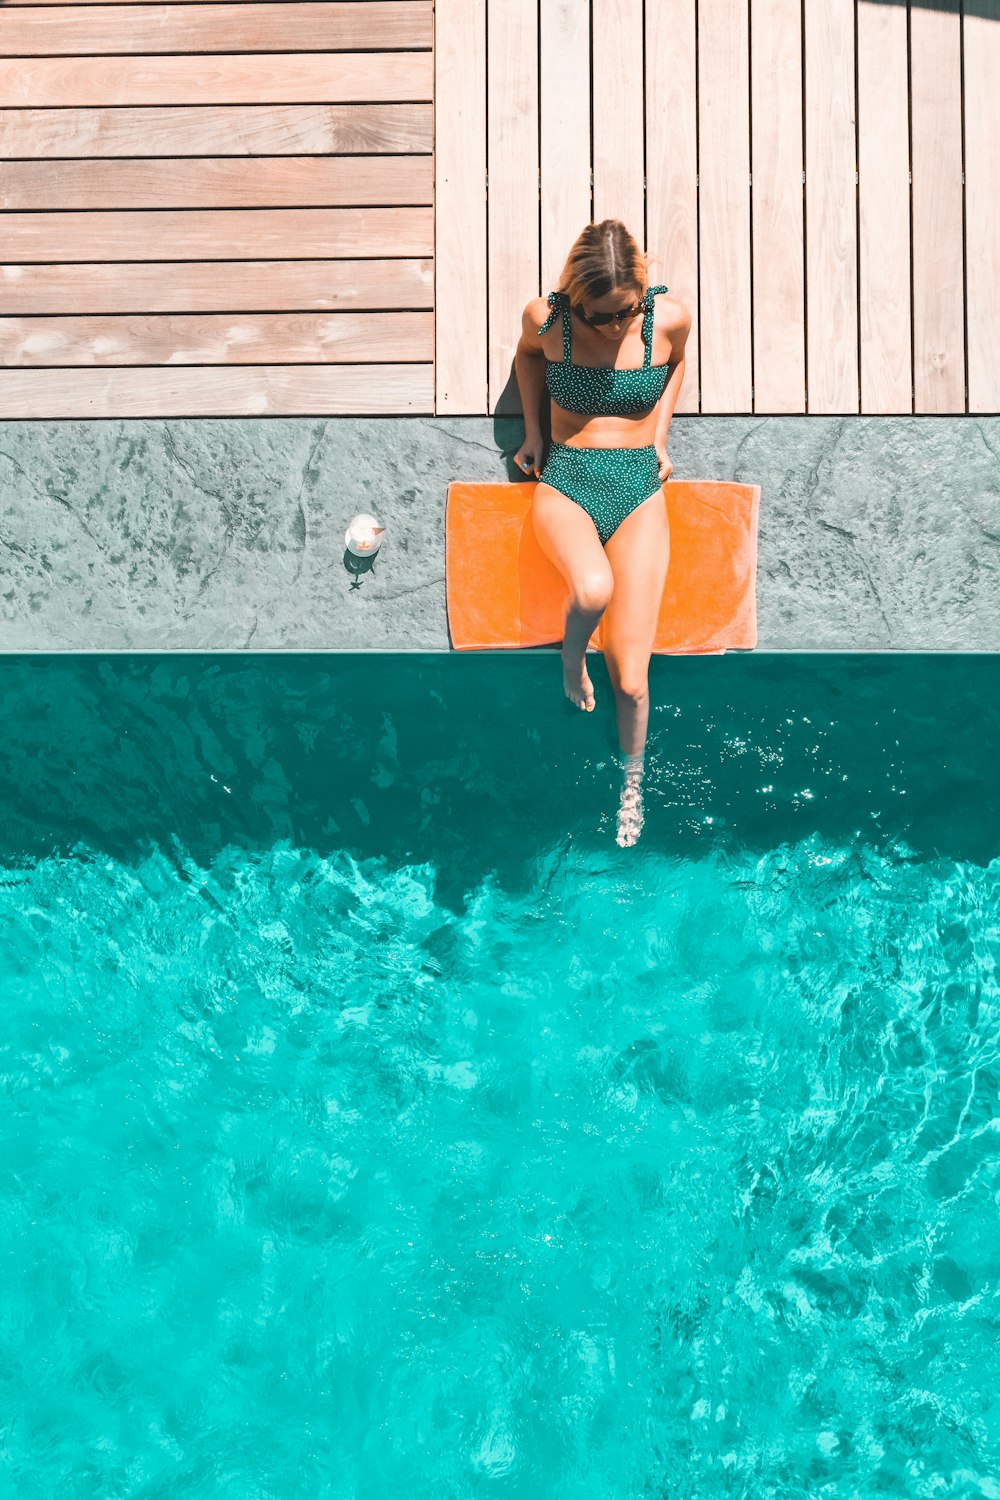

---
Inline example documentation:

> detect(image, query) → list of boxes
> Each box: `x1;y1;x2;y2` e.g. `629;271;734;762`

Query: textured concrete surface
1;416;998;650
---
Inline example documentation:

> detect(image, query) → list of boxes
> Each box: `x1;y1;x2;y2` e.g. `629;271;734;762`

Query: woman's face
578;287;645;342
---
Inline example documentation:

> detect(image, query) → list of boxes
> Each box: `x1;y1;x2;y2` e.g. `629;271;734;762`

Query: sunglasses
574;301;644;327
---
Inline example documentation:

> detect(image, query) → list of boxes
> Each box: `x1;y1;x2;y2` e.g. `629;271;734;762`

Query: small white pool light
345;513;386;557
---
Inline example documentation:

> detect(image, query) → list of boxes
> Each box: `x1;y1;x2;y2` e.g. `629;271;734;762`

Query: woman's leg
601;488;671;754
602;489;670;848
531;482;614;711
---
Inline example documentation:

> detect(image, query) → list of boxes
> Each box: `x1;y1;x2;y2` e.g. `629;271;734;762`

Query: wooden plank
645;0;698;412
910;0;964;413
539;0;590;293
0;103;433;158
698;0;752;411
592;0;644;237
0;4;432;56
5;0;421;5
804;0;857;413
750;0;804;413
1;157;434;210
0;365;435;418
964;2;1000;413
857;1;910;413
0;54;432;107
0;259;435;315
434;0;487;413
486;0;537;413
0;312;433;366
0;207;434;261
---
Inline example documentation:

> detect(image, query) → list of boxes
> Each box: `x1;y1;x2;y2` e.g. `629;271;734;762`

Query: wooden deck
0;0;434;417
437;0;999;418
0;0;996;418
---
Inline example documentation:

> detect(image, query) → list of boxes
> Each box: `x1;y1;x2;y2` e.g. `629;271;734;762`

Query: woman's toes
563;658;596;711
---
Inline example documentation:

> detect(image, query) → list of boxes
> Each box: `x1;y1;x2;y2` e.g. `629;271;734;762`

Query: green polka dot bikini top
537;285;671;416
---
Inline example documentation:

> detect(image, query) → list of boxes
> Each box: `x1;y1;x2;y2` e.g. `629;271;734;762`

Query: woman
513;219;690;847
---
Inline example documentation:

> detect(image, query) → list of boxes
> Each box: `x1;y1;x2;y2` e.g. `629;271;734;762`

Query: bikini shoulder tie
536;291;566;336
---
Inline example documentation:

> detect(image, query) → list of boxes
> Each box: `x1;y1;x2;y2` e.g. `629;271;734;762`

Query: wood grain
0;312;433;366
0;53;433;107
1;157;434;210
0;103;433;158
910;0;964;413
1;260;435;315
698;0;752;411
592;0;644;237
0;207;434;262
0;3;432;57
804;0;858;413
6;0;974;422
751;0;805;413
434;0;487;412
539;0;590;293
857;1;911;413
963;2;1000;413
0;364;435;417
487;0;538;413
645;0;698;412
5;0;418;5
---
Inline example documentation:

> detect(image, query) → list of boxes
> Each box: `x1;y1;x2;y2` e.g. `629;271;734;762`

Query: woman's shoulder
524;294;555;328
650;290;691;336
521;293;564;351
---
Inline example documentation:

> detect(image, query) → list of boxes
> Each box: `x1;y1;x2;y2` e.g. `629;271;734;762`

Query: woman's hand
656;444;673;481
513;439;544;479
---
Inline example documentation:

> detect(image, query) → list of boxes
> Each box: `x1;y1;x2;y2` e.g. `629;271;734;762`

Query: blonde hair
557;219;650;306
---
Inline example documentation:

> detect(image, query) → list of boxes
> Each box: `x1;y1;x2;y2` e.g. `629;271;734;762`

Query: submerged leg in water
616;753;645;847
601;491;670;847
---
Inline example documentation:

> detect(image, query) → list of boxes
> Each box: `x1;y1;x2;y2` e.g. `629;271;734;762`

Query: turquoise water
1;653;998;1499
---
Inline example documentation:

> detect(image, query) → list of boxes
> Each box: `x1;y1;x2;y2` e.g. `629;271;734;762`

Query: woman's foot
616;760;645;847
562;648;595;711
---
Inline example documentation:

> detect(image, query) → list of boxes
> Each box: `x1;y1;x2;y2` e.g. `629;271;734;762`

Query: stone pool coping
1;416;997;652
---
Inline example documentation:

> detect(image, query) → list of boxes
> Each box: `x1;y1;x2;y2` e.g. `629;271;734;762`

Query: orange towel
446;479;759;653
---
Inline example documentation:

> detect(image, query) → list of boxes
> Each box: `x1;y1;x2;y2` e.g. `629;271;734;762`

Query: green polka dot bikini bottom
539;443;663;545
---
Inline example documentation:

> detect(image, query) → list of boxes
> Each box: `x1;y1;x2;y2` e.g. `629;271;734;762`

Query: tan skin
513;283;691;761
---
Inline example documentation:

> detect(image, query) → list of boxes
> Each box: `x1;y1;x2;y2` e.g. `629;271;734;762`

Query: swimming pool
2;653;998;1498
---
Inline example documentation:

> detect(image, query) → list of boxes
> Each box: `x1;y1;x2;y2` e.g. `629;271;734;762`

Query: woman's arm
655;357;685;446
655;307;691;445
514;300;549;439
513;299;550;476
654;308;691;476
